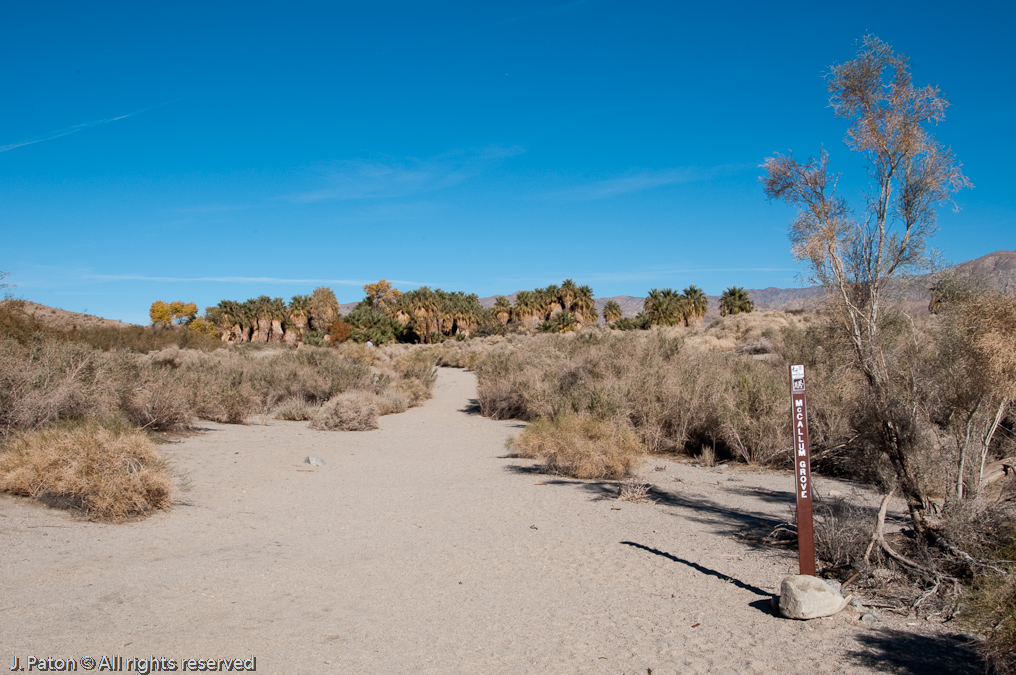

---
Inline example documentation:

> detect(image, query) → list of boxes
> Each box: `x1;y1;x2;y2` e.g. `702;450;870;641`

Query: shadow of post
620;541;771;599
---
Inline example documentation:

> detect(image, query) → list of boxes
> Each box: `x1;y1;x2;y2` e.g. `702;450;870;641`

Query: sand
1;368;982;674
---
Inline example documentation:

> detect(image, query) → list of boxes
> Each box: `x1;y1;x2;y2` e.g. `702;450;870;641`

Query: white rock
779;575;850;620
304;456;326;466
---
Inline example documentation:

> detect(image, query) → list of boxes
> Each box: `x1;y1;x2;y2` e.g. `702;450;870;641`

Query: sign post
789;364;816;576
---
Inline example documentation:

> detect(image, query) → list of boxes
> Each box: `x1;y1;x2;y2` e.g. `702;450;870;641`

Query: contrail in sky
0;99;184;154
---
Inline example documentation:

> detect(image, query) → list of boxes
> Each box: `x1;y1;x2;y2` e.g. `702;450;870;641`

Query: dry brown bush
474;329;797;465
376;390;409;415
507;414;644;479
310;391;380;431
618;477;655;503
0;340;115;433
274;398;319;421
427;336;505;369
714;356;792;465
812;499;877;572
0;417;173;521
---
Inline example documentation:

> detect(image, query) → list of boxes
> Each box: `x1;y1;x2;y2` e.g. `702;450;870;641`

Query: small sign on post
789;364;816;576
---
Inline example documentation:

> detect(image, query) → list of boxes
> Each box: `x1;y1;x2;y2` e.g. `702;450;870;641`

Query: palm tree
558;279;579;313
288;294;312;341
571;284;596;324
235;300;256;342
451;294;480;335
513;290;537;329
541;284;562;319
249;296;274;343
645;288;685;326
719;286;755;316
603;300;622;324
493;296;511;328
408;287;439;343
644;289;664;319
538;311;579;333
682;285;709;327
390;295;412;325
209;300;241;342
267;297;288;343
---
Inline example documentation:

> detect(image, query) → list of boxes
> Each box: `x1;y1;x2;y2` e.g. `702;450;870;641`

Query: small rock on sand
304;455;326;466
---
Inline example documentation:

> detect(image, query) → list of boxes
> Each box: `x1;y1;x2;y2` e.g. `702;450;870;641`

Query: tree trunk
255;317;270;343
269;319;284;343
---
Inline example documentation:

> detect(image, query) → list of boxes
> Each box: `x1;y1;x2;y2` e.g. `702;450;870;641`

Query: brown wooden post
789;364;816;576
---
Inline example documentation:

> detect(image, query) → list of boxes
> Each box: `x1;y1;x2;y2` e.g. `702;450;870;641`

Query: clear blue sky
3;1;1012;324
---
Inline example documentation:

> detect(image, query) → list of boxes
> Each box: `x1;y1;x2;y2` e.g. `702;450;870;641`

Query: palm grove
150;281;755;345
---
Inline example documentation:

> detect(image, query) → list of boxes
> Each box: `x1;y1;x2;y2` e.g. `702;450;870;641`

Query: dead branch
864;488;894;566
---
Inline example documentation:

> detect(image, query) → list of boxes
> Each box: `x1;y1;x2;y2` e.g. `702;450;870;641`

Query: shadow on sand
459;398;482;415
621;541;771;599
503;467;789;547
843;629;985;674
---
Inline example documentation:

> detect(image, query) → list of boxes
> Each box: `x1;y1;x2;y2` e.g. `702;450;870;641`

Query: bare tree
0;270;13;300
762;35;971;537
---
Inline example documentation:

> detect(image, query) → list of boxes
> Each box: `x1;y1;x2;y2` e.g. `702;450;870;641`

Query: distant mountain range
477;250;1016;320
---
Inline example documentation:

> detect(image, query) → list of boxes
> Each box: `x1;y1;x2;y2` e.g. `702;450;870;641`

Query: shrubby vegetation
0;300;437;519
0;417;173;521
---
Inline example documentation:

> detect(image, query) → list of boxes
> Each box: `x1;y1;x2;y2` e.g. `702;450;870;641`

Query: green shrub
304;331;327;347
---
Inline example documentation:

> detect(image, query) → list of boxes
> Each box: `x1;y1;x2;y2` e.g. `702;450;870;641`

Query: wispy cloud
0;99;182;154
542;164;749;202
284;145;524;203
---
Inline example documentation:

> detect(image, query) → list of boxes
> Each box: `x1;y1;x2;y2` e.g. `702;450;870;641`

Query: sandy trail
1;368;980;674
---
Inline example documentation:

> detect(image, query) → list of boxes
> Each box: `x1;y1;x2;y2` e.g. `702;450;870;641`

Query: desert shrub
390;378;427;407
329;316;352;344
376;390;409;415
428;336;504;369
715;356;792;465
391;351;438;386
611;315;651;331
476;331;778;459
191;375;259;424
72;325;222;352
0;300;49;344
951;503;1016;674
618;477;655;503
310;391;380;431
966;566;1016;675
275;398;318;421
508;414;644;479
812;499;877;572
736;337;774;355
0;339;115;434
117;361;193;431
303;331;327;347
0;417;173;521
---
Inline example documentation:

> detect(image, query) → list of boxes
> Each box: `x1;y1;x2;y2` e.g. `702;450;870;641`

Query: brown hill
0;300;132;330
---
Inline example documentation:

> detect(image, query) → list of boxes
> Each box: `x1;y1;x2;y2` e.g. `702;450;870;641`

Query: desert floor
1;368;983;674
